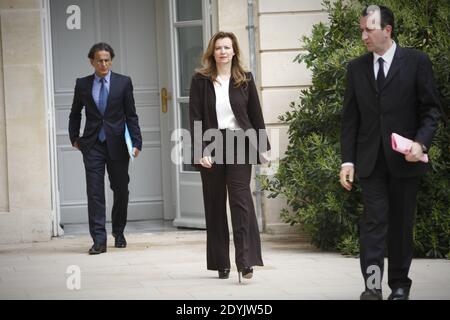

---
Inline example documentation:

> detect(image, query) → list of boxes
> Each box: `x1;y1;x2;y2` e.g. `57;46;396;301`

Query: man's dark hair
88;42;115;60
362;5;395;39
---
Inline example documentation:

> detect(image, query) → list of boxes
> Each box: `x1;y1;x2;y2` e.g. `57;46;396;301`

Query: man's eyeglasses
94;59;111;65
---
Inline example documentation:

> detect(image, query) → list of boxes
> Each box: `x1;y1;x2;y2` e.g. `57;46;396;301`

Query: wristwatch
420;143;427;153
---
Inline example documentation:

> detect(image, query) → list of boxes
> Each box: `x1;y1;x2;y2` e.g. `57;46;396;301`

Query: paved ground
0;221;449;300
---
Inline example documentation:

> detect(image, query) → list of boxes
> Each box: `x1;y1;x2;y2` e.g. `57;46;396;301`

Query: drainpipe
247;0;263;232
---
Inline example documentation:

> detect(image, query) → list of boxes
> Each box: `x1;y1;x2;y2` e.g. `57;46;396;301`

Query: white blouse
214;76;241;130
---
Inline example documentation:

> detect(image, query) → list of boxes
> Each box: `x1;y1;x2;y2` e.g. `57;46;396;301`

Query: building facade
0;0;327;243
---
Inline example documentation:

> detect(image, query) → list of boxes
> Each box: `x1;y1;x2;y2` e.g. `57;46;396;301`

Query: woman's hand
199;156;213;168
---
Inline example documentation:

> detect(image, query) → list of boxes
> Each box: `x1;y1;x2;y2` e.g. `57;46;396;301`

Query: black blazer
189;72;270;165
341;46;441;178
69;72;142;160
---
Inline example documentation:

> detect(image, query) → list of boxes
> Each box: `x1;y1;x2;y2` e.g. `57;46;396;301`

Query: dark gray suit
69;72;142;245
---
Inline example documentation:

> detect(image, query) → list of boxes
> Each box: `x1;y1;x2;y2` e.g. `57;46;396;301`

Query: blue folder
124;123;134;162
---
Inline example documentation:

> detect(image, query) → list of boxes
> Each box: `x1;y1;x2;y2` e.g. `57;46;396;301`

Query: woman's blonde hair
196;31;249;87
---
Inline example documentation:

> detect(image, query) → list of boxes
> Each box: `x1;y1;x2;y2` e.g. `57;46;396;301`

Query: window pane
177;27;203;97
180;103;196;172
176;0;202;21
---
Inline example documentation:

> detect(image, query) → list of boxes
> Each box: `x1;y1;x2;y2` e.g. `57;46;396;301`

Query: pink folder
391;133;428;163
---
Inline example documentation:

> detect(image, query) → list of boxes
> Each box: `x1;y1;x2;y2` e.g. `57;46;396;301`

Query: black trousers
200;130;263;271
359;145;420;291
83;140;130;245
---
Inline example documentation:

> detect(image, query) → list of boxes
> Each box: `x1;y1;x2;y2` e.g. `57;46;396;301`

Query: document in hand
391;133;428;163
124;123;134;162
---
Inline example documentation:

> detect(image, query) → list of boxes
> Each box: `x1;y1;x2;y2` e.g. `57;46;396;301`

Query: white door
51;0;170;224
169;0;215;228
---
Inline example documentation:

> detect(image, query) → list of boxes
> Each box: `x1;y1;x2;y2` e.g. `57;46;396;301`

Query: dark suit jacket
189;72;270;166
341;46;441;178
69;72;142;160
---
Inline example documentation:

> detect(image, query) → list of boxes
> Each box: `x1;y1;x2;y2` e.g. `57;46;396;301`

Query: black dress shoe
360;289;383;300
88;244;107;255
218;269;230;279
114;234;127;248
388;288;410;300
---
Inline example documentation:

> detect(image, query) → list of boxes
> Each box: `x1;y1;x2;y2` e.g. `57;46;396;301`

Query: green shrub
262;0;450;258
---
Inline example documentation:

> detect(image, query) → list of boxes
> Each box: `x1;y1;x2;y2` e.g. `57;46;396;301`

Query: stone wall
0;0;52;243
258;0;328;234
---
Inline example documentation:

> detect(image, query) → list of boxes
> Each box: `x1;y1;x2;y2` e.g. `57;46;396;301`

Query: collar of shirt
373;40;396;69
94;70;111;84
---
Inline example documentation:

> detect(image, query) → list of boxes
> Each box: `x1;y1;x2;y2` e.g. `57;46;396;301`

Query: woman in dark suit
189;31;270;282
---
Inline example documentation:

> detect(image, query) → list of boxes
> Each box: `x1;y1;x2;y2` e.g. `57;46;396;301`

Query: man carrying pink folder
339;5;441;300
391;133;428;163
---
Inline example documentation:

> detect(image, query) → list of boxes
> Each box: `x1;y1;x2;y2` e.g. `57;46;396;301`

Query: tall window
172;0;212;172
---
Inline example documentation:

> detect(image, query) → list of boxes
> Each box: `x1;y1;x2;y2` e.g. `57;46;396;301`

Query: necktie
98;78;107;142
377;57;385;91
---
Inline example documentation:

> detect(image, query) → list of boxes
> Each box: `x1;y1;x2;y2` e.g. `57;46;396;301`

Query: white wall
0;15;8;212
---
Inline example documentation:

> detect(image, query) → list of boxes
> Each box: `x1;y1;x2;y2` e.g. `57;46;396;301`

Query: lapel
364;53;377;93
86;74;102;117
105;72;116;114
205;76;219;128
382;46;403;90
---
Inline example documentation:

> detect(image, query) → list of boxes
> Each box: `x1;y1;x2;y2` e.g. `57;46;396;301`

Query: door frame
42;0;63;236
43;0;177;233
155;0;176;220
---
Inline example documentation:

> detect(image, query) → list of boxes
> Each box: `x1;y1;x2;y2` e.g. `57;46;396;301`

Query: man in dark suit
69;43;142;254
339;6;440;300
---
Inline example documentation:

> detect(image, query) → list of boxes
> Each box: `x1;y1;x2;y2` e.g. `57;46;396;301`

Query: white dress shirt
214;76;241;130
92;70;111;106
373;40;396;80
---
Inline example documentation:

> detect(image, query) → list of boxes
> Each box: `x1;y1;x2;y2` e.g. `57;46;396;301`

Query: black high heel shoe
238;267;253;283
218;269;230;279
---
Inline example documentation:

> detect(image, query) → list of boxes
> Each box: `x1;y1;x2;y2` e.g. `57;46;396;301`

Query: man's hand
132;147;140;158
340;165;354;191
73;141;80;150
199;156;213;168
405;142;423;162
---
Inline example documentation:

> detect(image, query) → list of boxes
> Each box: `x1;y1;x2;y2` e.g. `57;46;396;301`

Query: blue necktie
98;78;108;142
